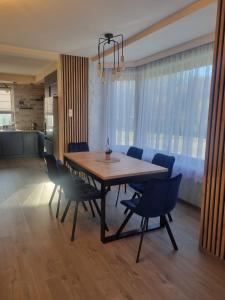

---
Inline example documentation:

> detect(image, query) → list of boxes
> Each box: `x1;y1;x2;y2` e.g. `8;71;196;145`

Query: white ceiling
0;0;197;54
106;3;217;62
0;0;217;75
0;54;51;75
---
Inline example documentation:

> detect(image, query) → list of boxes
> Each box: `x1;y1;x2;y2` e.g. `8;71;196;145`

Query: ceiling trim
133;32;215;67
0;44;59;60
101;33;215;68
0;73;35;84
91;0;217;62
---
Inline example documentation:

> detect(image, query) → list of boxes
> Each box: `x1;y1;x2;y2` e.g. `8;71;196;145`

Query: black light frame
97;33;124;78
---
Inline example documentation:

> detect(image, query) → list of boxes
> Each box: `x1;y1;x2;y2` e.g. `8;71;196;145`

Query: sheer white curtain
136;45;213;176
89;43;213;206
104;69;136;150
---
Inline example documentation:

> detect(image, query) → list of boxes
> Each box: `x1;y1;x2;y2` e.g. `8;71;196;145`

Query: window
90;43;214;205
103;43;213;179
137;64;212;160
0;88;13;127
106;77;136;146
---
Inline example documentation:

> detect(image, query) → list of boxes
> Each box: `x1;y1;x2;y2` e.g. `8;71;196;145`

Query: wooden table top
64;152;168;181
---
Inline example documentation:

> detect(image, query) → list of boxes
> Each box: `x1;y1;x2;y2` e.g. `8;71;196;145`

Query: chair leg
115;185;121;207
160;215;166;228
116;211;133;236
71;201;79;241
124;184;127;193
82;202;88;211
136;218;147;263
140;217;144;228
164;216;178;250
167;212;173;222
92;199;109;231
145;218;149;231
61;200;72;223
56;186;62;218
49;184;57;206
88;200;95;218
124;207;129;214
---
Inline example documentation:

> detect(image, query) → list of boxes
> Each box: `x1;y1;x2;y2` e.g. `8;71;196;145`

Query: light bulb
101;69;106;84
120;55;125;71
112;68;117;81
116;67;121;79
97;63;102;77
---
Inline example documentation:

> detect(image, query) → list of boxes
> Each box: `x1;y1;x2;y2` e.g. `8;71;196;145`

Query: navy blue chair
128;153;175;221
59;165;108;241
43;153;63;208
68;142;89;153
68;141;97;189
130;153;175;194
126;146;143;159
116;174;182;262
152;153;175;177
115;146;143;206
44;153;84;218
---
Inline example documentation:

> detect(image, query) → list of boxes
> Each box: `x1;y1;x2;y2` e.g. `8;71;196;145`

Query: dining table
64;151;168;243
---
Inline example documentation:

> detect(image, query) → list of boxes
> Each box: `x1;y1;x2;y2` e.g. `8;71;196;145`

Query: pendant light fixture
97;33;124;83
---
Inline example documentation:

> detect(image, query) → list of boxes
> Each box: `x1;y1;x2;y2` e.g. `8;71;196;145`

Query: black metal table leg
100;182;106;243
64;156;167;244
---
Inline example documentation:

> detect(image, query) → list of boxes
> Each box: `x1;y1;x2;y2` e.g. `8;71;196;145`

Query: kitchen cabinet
1;133;23;156
0;131;42;158
23;133;38;156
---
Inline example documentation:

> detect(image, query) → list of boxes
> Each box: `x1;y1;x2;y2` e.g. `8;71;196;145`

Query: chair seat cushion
129;183;145;193
121;197;140;209
65;183;101;201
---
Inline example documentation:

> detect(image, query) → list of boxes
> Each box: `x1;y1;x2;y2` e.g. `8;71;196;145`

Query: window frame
0;87;14;127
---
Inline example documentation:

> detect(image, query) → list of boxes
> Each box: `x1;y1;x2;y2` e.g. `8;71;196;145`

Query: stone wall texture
13;84;44;130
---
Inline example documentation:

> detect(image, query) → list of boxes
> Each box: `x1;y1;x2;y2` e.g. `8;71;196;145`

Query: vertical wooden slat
202;0;223;250
200;0;225;260
208;4;225;252
59;54;88;153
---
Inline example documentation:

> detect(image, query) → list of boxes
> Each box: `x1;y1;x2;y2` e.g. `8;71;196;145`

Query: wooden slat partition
200;0;225;259
60;55;88;152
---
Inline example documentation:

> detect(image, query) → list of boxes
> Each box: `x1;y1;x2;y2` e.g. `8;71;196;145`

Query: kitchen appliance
44;96;58;157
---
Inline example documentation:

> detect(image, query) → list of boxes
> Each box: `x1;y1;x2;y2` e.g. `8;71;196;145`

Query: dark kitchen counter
0;131;44;158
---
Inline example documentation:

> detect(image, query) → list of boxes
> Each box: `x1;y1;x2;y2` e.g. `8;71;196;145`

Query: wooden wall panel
60;55;88;152
200;0;225;260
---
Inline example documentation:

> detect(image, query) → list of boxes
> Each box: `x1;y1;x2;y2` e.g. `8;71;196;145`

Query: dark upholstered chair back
127;146;143;160
68;142;89;153
135;174;182;218
152;153;175;178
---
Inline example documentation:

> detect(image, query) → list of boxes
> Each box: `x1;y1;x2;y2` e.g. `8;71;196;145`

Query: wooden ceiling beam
0;73;35;84
0;44;58;60
91;0;217;62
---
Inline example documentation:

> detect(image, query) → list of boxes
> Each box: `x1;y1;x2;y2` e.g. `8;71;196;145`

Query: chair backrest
43;153;58;182
135;174;182;218
127;146;143;160
58;165;81;200
152;153;175;178
68;142;89;153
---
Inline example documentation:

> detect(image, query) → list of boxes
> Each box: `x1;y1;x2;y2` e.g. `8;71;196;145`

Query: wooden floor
0;159;225;300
